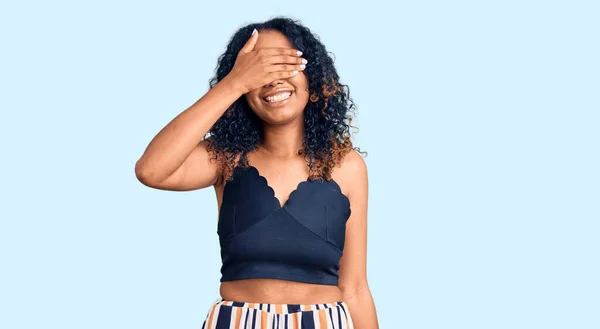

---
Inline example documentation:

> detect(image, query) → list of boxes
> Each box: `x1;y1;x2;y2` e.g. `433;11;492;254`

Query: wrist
220;74;247;96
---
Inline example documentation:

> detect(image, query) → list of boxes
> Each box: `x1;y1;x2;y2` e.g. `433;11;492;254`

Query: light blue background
1;0;598;328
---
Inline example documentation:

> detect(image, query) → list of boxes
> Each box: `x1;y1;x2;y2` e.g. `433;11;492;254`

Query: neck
259;119;304;158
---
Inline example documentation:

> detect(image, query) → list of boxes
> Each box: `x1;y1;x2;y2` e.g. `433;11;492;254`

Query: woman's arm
135;30;305;191
337;150;379;329
134;75;245;190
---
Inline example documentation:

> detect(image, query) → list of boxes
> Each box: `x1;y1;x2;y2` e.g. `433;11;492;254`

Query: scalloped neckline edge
238;164;350;211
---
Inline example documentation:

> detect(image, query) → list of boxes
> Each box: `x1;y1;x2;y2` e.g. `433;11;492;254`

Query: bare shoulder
339;149;367;175
333;149;368;198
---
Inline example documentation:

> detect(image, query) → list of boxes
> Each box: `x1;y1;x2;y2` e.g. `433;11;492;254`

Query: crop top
217;162;352;286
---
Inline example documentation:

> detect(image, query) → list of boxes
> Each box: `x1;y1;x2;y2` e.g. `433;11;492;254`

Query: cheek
292;74;309;89
295;89;309;104
244;93;261;111
291;76;310;99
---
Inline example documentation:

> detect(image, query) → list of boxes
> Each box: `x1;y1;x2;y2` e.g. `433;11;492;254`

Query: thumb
240;29;259;54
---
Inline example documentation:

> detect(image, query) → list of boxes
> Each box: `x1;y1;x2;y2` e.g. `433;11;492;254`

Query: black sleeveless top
217;161;351;285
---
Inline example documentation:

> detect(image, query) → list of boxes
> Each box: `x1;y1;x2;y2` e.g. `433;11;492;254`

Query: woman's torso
213;152;350;304
219;278;343;304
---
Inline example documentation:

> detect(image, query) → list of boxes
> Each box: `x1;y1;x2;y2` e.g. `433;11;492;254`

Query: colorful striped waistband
215;298;347;314
202;297;355;329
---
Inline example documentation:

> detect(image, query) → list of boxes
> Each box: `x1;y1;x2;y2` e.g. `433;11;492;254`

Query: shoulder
333;149;368;198
339;149;367;175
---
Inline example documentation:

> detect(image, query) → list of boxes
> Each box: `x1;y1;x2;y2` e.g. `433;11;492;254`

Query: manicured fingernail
296;50;303;56
301;58;308;64
292;70;299;75
299;64;306;69
252;29;257;35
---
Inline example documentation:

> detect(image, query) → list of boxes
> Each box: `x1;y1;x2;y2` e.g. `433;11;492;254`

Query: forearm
343;284;379;329
135;75;244;181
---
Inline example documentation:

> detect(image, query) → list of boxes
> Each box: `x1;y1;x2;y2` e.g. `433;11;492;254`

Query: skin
135;29;378;328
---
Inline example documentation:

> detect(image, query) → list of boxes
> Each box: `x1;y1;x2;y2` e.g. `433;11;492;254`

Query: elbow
135;159;159;186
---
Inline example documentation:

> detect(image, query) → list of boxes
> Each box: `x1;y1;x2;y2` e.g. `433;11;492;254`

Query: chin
260;108;303;125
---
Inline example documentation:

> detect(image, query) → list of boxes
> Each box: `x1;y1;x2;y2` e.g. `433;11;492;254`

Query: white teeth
265;91;292;103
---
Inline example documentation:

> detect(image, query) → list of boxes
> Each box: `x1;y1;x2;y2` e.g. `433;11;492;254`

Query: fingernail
252;29;257;35
301;58;308;64
299;64;306;69
296;50;303;56
292;70;299;75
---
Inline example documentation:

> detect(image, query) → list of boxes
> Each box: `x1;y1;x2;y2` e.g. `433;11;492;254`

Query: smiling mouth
262;91;293;104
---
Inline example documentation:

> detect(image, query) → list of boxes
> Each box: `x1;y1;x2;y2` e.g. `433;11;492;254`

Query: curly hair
205;16;363;184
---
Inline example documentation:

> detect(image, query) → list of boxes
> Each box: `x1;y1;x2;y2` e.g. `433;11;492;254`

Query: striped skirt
201;298;355;329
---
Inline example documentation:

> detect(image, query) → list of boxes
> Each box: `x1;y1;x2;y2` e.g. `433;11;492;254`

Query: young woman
135;17;378;329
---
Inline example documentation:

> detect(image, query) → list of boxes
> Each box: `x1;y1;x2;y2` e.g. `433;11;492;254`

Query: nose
264;79;285;88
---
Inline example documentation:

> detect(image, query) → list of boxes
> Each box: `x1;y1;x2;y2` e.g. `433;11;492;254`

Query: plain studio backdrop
1;1;598;328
